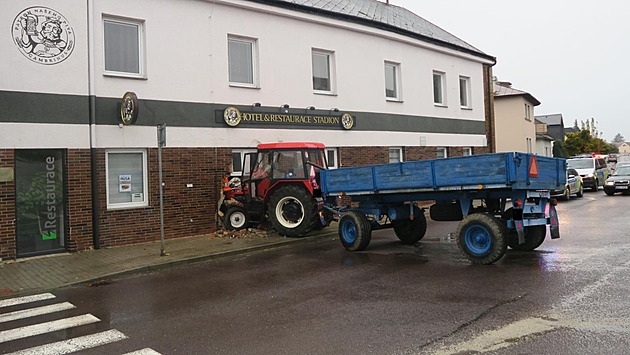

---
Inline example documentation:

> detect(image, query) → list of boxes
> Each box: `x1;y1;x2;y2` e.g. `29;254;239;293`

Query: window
459;76;471;108
385;62;401;100
312;50;334;93
433;71;446;105
436;147;448;159
231;149;256;175
525;103;531;120
103;18;144;77
526;138;533;153
106;150;148;209
228;36;257;87
389;147;403;163
463;147;472;156
326;148;338;169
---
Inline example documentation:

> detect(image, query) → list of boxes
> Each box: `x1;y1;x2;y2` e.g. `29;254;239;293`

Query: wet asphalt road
3;189;630;354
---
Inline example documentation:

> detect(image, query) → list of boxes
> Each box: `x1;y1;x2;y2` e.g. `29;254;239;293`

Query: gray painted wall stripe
1;91;485;135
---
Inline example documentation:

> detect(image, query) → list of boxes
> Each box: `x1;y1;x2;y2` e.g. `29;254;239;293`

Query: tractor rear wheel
268;185;317;237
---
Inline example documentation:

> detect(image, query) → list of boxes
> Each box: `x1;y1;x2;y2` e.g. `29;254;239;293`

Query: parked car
567;157;610;191
608;153;618;163
552;168;583;200
604;165;630;196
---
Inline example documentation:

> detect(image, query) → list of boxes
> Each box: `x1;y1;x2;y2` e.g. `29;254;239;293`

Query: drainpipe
87;0;100;249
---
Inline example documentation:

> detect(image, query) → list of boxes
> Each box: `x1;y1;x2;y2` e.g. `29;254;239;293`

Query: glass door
15;150;67;257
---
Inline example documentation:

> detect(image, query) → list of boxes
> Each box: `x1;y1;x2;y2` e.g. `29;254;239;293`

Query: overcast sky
393;0;629;142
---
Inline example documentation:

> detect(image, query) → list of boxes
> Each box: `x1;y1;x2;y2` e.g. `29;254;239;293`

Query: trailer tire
339;211;372;251
268;185;316;237
456;213;507;265
224;207;249;231
507;225;546;251
392;208;427;245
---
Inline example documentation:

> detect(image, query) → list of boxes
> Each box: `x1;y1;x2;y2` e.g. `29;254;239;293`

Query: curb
64;230;338;289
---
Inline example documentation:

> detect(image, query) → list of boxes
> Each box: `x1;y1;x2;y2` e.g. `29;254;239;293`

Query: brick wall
96;147;231;247
0;150;16;259
66;150;93;252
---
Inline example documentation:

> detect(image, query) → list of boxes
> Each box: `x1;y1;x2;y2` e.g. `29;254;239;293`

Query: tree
564;129;617;157
613;133;625;143
552;139;568;158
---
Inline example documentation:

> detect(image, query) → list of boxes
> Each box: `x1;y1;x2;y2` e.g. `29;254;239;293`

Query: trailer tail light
515;199;523;207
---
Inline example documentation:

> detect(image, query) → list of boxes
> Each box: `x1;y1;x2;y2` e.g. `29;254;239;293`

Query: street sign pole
157;124;167;256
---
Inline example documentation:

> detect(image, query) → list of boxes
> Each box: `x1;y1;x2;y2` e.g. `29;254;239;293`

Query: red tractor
220;142;332;236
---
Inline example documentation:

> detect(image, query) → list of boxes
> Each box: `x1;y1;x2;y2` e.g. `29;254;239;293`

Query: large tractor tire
338;211;372;251
456;213;507;265
268;185;317;237
224;206;249;231
392;207;427;245
507;225;546;251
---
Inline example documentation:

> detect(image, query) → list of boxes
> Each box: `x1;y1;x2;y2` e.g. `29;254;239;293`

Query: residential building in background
535;119;554;157
493;79;540;153
0;0;495;259
535;113;566;141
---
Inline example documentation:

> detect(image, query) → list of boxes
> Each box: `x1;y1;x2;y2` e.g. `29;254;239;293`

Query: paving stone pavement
0;227;338;298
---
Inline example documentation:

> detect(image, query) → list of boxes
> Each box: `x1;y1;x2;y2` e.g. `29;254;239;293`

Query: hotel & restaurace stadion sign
222;106;355;130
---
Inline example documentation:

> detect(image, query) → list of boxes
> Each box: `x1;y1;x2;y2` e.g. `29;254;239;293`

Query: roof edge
246;0;496;64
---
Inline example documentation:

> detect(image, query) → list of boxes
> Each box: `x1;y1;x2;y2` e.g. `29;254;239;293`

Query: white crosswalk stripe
0;302;76;323
5;329;128;355
123;348;163;355
0;293;56;308
0;293;162;354
0;314;100;343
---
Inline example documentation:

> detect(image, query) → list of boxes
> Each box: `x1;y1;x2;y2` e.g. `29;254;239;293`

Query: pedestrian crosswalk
0;293;161;354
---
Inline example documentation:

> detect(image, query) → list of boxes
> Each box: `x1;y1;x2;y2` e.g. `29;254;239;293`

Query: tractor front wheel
268;185;317;237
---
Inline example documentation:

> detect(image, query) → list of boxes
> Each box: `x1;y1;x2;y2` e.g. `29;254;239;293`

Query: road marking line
0;302;76;324
0;293;56;309
5;329;127;355
123;348;163;355
0;314;100;343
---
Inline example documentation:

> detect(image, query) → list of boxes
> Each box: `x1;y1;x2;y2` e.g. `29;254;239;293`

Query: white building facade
0;0;495;258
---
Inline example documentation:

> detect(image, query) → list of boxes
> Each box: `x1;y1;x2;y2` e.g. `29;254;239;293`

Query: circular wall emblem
12;7;75;65
120;92;139;125
341;113;354;130
224;107;241;127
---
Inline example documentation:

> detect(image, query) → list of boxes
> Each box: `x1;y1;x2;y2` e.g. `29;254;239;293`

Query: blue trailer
319;152;566;264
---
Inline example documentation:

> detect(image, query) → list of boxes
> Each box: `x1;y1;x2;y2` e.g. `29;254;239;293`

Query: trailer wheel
456;213;507;265
224;207;249;231
507;225;546;251
339;211;372;251
392;208;427;245
268;185;316;237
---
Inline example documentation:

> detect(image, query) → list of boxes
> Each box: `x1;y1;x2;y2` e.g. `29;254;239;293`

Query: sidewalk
0;227;338;298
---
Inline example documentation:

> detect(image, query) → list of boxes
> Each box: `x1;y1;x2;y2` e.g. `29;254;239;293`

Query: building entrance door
15;150;67;257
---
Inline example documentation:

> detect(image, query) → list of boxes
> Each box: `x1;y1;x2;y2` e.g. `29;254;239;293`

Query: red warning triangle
529;156;539;178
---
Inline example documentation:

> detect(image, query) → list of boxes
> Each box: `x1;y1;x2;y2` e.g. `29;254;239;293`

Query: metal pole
157;124;167;256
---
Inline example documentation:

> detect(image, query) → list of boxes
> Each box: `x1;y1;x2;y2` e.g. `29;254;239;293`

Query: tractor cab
222;142;330;234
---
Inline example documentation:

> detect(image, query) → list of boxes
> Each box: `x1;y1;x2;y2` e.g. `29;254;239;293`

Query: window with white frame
325;148;338;169
385;62;401;100
228;36;257;87
433;71;446;105
459;76;471;108
526;138;533;153
103;17;144;77
312;50;334;93
463;147;472;156
436;147;448;159
525;103;531;120
389;147;403;163
231;149;256;174
106;150;148;209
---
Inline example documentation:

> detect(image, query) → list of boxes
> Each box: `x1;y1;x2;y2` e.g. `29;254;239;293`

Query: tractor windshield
272;151;305;179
